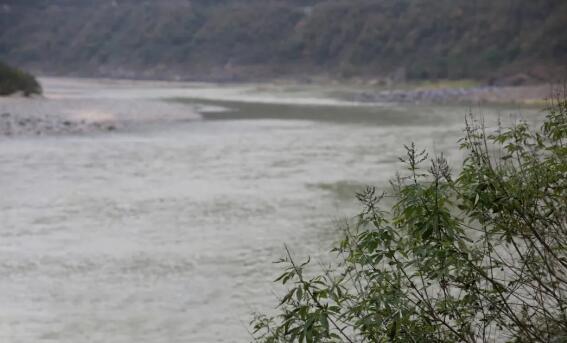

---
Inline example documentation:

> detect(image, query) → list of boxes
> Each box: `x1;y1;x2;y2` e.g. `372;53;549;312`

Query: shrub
252;95;567;342
0;61;42;96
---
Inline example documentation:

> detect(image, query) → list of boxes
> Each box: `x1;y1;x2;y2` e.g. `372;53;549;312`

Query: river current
0;78;539;342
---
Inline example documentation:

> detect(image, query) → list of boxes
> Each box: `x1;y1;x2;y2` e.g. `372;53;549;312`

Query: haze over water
0;78;538;342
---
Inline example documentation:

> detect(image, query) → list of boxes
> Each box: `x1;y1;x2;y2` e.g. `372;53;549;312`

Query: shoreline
0;92;203;137
0;106;119;137
0;77;554;137
334;84;556;106
40;75;559;106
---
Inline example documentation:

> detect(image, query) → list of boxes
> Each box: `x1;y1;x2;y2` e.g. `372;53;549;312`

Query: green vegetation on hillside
252;96;567;342
1;0;566;81
0;61;41;96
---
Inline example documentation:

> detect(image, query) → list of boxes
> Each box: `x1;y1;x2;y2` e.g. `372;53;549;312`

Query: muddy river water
0;78;540;342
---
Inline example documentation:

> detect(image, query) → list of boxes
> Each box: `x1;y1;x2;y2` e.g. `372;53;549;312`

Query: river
0;78;540;342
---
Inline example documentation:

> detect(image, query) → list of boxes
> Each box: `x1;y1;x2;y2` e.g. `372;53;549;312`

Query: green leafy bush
0;61;41;96
252;96;567;342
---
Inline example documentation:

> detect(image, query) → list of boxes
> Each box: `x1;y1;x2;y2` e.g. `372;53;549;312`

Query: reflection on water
0;78;539;342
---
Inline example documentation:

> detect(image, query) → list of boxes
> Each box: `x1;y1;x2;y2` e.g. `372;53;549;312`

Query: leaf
280;288;295;305
389;319;399;340
320;313;329;334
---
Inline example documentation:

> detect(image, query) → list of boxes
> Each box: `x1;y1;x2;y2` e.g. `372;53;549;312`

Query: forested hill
1;0;566;82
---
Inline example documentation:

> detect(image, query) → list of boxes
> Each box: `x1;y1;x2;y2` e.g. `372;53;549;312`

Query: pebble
0;112;118;136
349;86;497;104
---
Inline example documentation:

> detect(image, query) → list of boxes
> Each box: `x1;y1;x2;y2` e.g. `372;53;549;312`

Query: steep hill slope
1;0;566;82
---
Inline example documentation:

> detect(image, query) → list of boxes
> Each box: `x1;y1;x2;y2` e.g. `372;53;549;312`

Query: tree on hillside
1;0;566;80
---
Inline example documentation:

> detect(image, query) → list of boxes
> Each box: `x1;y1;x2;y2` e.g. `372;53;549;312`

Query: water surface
0;78;539;342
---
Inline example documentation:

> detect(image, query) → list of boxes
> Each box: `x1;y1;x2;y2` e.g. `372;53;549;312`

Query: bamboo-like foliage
252;95;567;343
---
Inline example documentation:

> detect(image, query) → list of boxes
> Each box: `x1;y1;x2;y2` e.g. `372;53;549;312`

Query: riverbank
0;87;203;137
0;110;117;136
333;83;554;105
163;76;554;107
0;77;551;137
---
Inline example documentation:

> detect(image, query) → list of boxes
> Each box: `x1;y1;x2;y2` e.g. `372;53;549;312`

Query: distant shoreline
334;84;557;106
0;77;552;137
34;74;558;106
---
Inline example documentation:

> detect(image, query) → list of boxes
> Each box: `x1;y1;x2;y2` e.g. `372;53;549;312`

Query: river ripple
0;78;538;342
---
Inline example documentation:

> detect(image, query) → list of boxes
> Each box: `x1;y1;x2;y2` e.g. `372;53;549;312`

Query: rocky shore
340;84;553;105
0;111;116;136
0;77;552;137
0;91;202;137
346;87;491;103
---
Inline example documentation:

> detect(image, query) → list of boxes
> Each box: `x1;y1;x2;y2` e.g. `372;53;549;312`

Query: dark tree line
1;0;565;81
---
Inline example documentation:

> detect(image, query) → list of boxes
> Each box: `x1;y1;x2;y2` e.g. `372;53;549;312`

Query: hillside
1;0;566;82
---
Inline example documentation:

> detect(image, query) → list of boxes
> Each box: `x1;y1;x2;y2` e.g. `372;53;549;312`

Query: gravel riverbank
0;78;552;136
0;94;202;137
340;84;554;105
0;111;117;136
